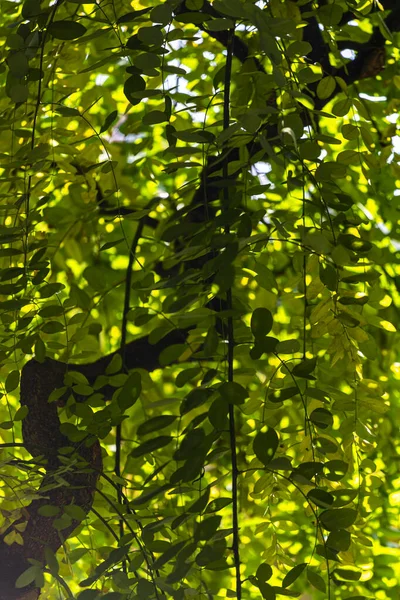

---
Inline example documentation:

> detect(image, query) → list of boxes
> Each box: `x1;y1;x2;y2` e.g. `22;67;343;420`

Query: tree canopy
0;0;400;598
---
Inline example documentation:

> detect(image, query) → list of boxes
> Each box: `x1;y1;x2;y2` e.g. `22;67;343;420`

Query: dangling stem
222;27;241;600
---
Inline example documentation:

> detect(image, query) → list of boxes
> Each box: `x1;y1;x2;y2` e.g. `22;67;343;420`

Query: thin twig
115;216;145;551
222;27;241;600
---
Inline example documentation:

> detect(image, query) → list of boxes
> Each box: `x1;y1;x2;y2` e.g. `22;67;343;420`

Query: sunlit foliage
0;0;400;598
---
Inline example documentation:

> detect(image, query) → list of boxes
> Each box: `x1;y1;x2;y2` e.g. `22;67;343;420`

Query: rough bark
0;329;190;598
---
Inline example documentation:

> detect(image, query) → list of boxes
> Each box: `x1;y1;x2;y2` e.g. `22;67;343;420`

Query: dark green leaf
292;357;317;378
282;563;307;587
137;415;177;436
194;515;221;541
320;508;357;531
275;339;300;354
309;408;333;429
327;529;351;552
334;568;361;580
124;74;146;105
100;110;118;134
307;488;334;508
187;489;209;514
251;307;273;338
258;581;276;600
219;381;248;405
268;387;298;403
6;370;19;393
253;428;279;465
307;568;326;592
257;563;273;582
48;21;87;40
151;541;187;570
324;460;348;482
205;498;232;513
131;436;173;458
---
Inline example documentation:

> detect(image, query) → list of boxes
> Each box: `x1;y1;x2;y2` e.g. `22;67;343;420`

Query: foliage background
0;0;400;598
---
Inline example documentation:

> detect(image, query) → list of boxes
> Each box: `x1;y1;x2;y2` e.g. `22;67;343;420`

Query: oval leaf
131;436;173;458
253;428;279;465
251;307;273;338
48;21;87;40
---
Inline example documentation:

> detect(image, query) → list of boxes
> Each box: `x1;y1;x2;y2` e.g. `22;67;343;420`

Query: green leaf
181;388;213;415
332;488;357;506
56;106;80;117
15;566;41;588
292;357;317;378
151;540;187;570
205;17;235;31
282;563;307;587
307;488;334;508
41;321;64;334
332;98;352;117
307;568;326;593
304;231;332;254
175;367;201;387
159;344;186;366
44;546;59;575
334;568;361;581
194;515;221;541
151;4;173;24
38;505;60;517
205;497;233;513
100;110;118;134
320;508;357;531
275;339;300;354
64;505;87;521
251;307;273;338
39;305;64;318
138;25;164;46
124;74;146;105
137;415;177;436
48;21;87;40
208;397;229;430
325;460;348;482
257;563;273;582
250;337;279;359
268;387;298;403
316;76;336;100
117;371;142;410
319;264;338;291
309;408;333;429
143;110;168;125
327;529;351;552
187;488;210;513
9;83;29;103
318;3;343;25
258;581;276;600
219;381;248;405
131;436;173;457
14;405;28;421
299;140;321;161
6;370;19;393
105;353;122;375
7;51;29;76
204;326;219;356
131;485;170;506
116;8;150;23
253;428;279;465
77;590;99;600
